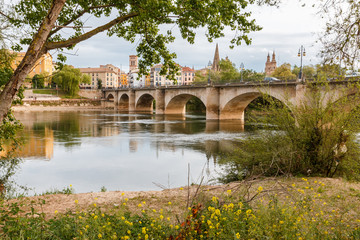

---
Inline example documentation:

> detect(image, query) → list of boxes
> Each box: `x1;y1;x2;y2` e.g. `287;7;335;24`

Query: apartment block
181;67;195;85
11;52;53;78
79;64;124;89
150;64;195;86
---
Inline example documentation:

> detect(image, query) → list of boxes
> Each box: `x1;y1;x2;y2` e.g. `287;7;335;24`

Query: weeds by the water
0;178;359;239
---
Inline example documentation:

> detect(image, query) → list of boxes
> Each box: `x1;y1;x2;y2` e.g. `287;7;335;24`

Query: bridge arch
136;93;155;113
220;92;286;121
118;93;129;111
106;93;115;102
165;93;206;115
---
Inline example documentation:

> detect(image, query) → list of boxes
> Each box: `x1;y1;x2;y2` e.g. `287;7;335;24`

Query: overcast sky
15;0;325;73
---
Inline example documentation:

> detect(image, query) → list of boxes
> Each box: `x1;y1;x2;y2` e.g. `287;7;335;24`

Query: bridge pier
155;89;165;115
114;91;119;109
129;90;136;112
206;87;220;120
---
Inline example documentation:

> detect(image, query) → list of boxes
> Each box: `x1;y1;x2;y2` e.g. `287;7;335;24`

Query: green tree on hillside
52;65;90;96
271;63;296;81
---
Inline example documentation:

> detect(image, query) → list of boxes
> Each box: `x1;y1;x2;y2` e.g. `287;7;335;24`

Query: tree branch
46;12;138;50
0;0;66;122
49;4;117;37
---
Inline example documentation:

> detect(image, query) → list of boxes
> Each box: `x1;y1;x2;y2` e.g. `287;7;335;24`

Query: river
5;111;249;195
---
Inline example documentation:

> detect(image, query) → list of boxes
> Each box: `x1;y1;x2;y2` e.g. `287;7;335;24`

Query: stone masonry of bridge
103;81;354;122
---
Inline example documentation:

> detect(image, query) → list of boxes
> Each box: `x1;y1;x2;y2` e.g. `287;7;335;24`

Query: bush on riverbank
219;81;360;182
1;178;360;239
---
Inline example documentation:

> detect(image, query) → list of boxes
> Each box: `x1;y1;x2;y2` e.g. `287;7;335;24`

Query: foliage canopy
52;65;90;96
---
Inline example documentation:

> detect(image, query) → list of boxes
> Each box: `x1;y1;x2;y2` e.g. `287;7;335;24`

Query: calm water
8;111;248;194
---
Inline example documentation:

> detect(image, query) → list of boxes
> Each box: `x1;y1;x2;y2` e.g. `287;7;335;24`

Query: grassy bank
32;89;85;99
1;177;359;239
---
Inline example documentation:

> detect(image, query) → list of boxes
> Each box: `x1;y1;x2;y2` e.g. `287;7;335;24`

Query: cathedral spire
212;43;220;72
266;53;270;62
271;51;276;62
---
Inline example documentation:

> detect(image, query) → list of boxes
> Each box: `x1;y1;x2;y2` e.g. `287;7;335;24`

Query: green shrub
219;81;360;181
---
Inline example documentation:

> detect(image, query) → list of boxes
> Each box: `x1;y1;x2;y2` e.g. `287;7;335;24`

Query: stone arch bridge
103;81;356;121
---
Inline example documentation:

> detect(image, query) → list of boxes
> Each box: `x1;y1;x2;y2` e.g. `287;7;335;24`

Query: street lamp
239;62;245;82
207;60;212;85
298;45;306;81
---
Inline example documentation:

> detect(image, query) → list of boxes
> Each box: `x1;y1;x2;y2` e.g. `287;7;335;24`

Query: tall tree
271;63;296;81
315;63;344;80
32;74;44;89
317;0;360;68
0;0;279;123
52;65;90;96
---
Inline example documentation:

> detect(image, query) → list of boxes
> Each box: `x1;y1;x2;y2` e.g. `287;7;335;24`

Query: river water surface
9;111;248;194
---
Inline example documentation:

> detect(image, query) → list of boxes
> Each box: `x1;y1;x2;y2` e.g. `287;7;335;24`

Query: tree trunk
0;0;66;122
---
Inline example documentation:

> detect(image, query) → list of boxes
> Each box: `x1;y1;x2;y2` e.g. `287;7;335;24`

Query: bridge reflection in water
9;111;246;162
1;111;252;193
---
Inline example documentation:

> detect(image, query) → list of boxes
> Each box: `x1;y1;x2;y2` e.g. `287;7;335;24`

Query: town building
128;55;150;87
150;64;182;86
149;64;196;86
129;55;138;71
181;67;195;85
78;64;126;89
128;68;147;88
11;52;53;78
265;51;277;76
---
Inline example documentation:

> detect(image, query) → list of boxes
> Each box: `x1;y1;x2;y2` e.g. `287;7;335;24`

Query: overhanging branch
49;4;117;36
46;12;138;50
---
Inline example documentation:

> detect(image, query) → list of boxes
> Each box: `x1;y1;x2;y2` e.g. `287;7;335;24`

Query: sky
7;0;326;73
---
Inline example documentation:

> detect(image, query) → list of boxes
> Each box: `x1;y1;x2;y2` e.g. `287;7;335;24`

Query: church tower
212;43;220;72
265;51;277;76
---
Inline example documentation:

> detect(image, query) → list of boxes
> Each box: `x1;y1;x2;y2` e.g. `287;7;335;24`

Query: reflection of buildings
129;139;139;152
0;127;54;160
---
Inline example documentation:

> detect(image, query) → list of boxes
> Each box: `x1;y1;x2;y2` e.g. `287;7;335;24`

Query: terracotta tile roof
182;67;195;72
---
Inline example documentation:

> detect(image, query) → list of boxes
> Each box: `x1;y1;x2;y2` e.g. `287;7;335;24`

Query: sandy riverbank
11;99;114;112
12;105;108;112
